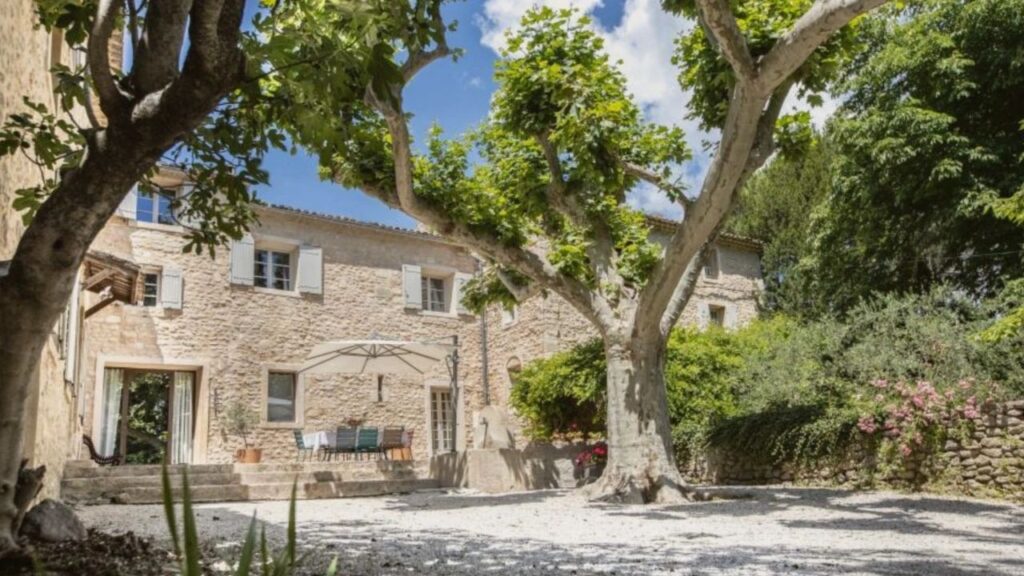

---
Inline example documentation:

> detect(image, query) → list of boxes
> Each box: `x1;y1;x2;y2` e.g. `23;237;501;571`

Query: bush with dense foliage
509;288;1024;470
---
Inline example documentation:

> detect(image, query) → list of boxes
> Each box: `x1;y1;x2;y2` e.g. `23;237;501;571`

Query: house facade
66;174;763;467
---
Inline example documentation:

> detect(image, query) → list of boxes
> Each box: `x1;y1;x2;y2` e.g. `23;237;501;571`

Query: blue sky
252;1;697;229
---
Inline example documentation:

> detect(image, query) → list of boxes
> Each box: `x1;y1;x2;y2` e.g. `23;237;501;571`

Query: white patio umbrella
300;336;461;453
301;339;456;376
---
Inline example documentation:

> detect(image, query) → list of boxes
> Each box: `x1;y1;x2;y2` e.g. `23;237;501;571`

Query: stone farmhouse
1;0;762;502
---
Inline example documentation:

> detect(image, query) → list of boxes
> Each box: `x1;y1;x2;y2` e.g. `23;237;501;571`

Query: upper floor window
501;305;519;327
142;273;160;307
254;249;292;291
704;248;720;280
137;188;176;225
421;275;447;312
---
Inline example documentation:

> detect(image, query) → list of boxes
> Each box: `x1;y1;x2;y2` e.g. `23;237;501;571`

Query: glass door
430;389;453;453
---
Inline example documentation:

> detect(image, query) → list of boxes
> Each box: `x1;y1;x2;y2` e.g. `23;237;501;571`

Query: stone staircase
62;460;439;504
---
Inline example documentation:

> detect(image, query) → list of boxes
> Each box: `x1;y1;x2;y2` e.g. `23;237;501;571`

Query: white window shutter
63;271;81;383
297;246;323;294
454;272;473;315
402;264;422;309
230;234;255;285
161;267;183;309
724;305;738;330
175;183;196;227
116;185;137;220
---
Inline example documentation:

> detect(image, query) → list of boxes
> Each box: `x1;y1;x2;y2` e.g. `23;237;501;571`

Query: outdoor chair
380;426;404;460
82;434;120;466
329;427;358;461
355;427;381;460
292;430;317;462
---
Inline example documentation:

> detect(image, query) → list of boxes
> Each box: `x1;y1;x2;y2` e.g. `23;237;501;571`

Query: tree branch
758;0;888;91
622;162;692;209
132;0;192;94
400;0;451;82
536;132;590;227
695;0;756;82
88;0;127;119
635;0;888;335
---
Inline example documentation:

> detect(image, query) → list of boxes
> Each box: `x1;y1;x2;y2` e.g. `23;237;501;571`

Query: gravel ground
78;487;1024;575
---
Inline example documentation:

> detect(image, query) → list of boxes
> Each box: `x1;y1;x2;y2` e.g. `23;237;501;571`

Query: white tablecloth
303;431;333;450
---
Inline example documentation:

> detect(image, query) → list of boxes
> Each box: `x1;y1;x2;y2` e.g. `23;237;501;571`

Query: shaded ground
78;486;1024;575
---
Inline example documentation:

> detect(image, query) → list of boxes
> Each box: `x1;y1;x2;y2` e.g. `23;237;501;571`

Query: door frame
92;355;210;463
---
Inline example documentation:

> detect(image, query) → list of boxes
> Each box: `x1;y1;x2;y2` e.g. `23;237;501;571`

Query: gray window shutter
724;305;737;329
402;264;422;309
297;246;323;294
174;184;195;227
698;301;710;329
454;272;473;315
116;185;137;220
161;267;183;309
63;271;81;383
230;234;255;285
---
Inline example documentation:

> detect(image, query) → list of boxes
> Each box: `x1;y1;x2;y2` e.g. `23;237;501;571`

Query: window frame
136;187;178;226
260;365;304;428
708;304;726;328
420;274;449;313
141;272;160;307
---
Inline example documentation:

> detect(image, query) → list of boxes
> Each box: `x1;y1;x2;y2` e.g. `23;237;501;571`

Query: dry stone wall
691;401;1024;501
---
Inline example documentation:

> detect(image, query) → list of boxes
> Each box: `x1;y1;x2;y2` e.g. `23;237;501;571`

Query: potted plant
573;441;608;484
224;400;261;463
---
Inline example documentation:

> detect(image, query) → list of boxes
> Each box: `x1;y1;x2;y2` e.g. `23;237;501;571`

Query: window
254;249;292;290
704;248;720;280
708;304;726;327
142;273;159;307
421;276;447;312
376;374;385;402
266;372;297;423
136;188;176;225
431;389;453;452
501;305;519;326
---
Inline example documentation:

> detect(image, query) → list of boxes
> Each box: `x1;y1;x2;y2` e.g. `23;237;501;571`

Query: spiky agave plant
161;465;337;575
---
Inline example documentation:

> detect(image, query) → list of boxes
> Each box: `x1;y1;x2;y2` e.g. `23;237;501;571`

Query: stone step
235;469;421;485
65;482;249;505
63;472;239;492
244;479;440;501
63;464;233;479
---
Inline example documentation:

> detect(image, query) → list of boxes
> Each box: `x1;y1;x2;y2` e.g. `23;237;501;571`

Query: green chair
355;427;380;460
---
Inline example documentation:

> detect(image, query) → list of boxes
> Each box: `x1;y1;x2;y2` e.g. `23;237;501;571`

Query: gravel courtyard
79;487;1024;575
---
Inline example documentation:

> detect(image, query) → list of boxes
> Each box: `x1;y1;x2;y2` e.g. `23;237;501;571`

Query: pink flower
900;444;913;457
912;395;925;408
963;406;980;419
874;394;886;403
857;416;878;434
872;379;889;389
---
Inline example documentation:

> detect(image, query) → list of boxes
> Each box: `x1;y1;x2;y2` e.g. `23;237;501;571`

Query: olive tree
258;0;889;503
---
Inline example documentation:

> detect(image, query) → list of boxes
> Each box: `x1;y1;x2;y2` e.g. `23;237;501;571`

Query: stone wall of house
81;207;488;463
482;238;764;446
0;0;80;500
689;401;1024;501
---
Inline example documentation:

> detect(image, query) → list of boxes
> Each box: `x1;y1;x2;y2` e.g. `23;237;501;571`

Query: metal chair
380;426;404;460
292;430;316;462
82;435;120;466
355;427;380;460
330;427;358;461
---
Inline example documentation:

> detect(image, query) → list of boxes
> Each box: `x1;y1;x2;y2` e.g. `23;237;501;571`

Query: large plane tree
260;0;890;503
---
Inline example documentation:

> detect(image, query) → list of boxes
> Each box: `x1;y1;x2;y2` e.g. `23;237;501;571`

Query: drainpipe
480;311;490;406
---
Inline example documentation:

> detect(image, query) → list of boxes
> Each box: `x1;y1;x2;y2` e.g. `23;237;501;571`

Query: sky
252;1;709;229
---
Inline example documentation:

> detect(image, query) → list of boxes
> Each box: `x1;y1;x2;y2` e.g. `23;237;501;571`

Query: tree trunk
585;338;692;504
0;145;151;552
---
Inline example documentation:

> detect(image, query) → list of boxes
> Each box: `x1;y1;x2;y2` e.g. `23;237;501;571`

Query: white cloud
478;0;710;217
